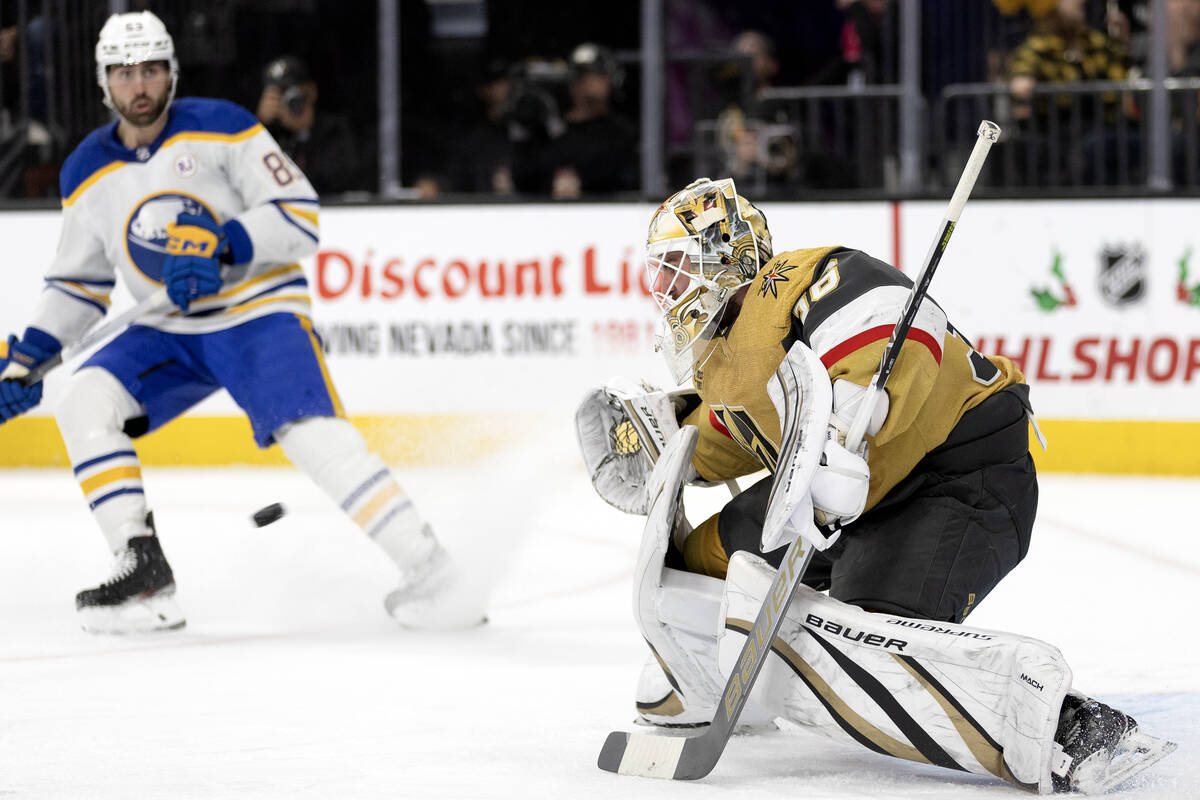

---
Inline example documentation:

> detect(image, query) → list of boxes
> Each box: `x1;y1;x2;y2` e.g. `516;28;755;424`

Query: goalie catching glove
575;377;696;514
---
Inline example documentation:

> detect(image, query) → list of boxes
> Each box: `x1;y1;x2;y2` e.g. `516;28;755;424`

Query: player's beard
115;89;169;128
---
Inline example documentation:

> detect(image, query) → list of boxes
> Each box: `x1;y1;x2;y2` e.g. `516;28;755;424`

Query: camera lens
282;86;307;115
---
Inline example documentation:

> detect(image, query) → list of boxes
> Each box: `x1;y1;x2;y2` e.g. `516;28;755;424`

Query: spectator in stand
1163;0;1200;77
1006;0;1130;122
256;56;364;195
1161;0;1200;183
715;31;798;192
449;60;516;195
810;0;895;86
549;43;637;199
1003;0;1132;184
731;30;780;109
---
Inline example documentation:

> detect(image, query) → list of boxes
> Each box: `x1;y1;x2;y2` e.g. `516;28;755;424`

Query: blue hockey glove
0;330;60;423
163;213;227;311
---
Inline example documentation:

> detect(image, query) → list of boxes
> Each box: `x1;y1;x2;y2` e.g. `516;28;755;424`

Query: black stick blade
597;731;629;773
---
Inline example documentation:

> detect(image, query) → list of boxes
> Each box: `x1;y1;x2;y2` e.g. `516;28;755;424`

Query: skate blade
78;591;187;635
1075;730;1178;795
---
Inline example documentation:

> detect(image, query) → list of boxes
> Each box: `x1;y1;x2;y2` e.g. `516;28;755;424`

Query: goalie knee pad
720;552;1072;793
633;569;725;727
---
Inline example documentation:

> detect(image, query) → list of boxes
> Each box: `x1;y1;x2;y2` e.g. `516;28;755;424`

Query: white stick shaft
946;121;1000;222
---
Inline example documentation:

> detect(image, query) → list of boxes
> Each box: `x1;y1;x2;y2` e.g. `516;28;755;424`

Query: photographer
548;43;637;198
503;57;568;194
256;56;364;195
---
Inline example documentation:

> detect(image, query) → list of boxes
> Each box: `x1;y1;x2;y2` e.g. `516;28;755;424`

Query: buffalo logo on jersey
125;193;219;284
757;263;797;299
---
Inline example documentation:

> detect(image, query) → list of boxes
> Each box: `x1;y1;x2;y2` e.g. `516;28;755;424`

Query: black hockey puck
252;502;286;528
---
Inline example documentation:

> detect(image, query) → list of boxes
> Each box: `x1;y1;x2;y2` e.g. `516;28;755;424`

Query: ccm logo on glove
165;219;221;258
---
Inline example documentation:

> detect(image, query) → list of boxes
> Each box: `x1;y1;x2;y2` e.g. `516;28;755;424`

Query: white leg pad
631;426;725;723
720;552;1072;794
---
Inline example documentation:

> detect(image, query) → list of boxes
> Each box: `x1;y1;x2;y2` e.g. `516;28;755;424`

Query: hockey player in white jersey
577;178;1174;793
0;11;483;633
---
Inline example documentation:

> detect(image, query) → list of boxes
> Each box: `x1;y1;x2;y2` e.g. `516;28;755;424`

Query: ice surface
0;434;1195;799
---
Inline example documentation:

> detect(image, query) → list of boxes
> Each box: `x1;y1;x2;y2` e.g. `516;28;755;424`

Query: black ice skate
75;533;186;634
1051;692;1176;794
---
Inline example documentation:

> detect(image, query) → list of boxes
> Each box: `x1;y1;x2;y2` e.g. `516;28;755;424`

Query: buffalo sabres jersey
682;246;1025;511
28;97;319;344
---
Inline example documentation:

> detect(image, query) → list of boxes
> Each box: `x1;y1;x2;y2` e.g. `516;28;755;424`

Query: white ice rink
1;429;1196;799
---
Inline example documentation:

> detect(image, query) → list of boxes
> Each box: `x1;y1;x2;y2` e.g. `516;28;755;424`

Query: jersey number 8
262;151;295;187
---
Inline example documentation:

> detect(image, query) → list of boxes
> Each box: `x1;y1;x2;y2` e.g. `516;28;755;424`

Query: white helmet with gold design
644;177;772;383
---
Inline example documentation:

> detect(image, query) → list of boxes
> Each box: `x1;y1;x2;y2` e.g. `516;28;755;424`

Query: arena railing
935;79;1200;196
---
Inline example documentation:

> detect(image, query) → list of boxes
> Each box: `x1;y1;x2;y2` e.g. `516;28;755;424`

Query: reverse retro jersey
29;97;320;344
682;246;1025;511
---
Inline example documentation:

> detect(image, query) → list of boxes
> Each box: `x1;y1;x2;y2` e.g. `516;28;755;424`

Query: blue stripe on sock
88;486;144;511
364;498;413;539
340;468;389;512
73;450;139;475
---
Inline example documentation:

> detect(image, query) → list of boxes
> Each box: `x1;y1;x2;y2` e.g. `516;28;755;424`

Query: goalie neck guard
644;177;772;385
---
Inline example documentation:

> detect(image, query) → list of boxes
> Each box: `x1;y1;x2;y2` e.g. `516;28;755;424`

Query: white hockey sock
276;416;437;572
55;367;152;552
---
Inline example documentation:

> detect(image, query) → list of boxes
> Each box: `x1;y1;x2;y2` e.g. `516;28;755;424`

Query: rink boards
0;200;1197;474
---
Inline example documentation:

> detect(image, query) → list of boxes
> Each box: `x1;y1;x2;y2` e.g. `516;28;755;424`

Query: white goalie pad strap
631;426;724;712
719;553;1072;794
762;341;834;552
575;377;682;514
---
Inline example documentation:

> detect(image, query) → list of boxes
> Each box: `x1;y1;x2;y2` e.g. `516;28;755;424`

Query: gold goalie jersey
681;246;1025;511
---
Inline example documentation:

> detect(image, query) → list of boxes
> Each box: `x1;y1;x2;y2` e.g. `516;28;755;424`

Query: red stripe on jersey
709;409;732;439
819;324;943;369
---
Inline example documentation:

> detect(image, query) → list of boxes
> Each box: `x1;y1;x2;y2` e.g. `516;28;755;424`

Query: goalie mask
645;177;772;384
95;10;179;113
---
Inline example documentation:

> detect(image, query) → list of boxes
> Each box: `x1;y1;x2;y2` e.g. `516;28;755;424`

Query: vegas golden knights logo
712;405;779;471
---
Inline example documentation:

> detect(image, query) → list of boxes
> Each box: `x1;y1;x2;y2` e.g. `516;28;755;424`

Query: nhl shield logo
1098;244;1146;307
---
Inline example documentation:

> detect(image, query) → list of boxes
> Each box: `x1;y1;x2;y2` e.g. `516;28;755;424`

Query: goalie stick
597;119;1002;781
